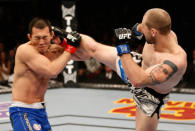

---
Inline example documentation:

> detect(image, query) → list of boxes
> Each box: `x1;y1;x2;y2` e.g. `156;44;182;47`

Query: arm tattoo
149;71;160;85
162;68;169;75
163;60;178;80
149;60;178;85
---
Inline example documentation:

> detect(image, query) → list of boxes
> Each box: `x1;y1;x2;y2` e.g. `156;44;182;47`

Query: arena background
0;0;194;92
0;1;195;131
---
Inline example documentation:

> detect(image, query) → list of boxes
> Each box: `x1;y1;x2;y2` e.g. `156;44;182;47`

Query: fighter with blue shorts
9;102;51;131
9;17;80;131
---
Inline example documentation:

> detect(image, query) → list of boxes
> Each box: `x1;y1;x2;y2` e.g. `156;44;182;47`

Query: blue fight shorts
9;101;51;131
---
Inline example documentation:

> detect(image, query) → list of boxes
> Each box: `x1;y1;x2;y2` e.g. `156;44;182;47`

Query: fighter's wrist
60;38;67;48
116;44;130;56
64;44;77;54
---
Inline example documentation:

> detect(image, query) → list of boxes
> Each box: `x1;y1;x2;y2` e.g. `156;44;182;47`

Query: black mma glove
51;26;67;42
52;26;81;54
130;23;145;48
114;28;132;56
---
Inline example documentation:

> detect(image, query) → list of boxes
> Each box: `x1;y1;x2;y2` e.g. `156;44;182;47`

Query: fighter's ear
27;33;31;40
151;28;158;37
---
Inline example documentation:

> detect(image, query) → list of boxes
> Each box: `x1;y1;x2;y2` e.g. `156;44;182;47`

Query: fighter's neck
153;32;176;53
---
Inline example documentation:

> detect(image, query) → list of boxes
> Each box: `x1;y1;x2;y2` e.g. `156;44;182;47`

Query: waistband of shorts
144;87;169;99
10;101;45;109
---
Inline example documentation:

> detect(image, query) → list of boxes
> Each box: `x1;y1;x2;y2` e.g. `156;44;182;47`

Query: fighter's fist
131;23;145;47
44;44;64;60
66;31;81;48
52;26;67;42
131;23;143;40
114;28;132;56
64;31;81;54
52;26;81;54
114;28;132;45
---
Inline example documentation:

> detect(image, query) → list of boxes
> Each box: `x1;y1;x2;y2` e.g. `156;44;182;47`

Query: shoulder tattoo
149;60;178;84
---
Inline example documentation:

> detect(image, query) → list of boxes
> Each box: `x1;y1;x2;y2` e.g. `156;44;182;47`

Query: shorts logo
33;124;41;130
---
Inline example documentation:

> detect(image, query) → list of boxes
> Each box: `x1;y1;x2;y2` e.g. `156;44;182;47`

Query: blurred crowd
0;42;17;86
1;34;194;88
0;38;195;89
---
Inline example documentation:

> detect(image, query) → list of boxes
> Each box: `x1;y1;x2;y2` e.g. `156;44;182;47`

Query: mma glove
52;26;81;54
114;28;132;56
130;23;145;48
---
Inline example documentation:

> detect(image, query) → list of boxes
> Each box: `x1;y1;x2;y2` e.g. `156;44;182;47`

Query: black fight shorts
130;86;169;118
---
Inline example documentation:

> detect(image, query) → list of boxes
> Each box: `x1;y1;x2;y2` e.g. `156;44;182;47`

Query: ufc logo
119;34;131;40
120;46;128;52
67;34;77;42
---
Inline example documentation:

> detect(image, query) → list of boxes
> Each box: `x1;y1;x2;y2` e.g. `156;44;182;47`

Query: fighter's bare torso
142;32;187;94
12;42;63;104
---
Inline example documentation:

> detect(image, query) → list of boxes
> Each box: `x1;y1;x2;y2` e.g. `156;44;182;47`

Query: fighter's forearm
44;44;64;61
47;51;71;78
120;54;152;88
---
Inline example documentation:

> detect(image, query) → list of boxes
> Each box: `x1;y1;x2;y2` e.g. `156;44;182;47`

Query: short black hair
28;17;52;35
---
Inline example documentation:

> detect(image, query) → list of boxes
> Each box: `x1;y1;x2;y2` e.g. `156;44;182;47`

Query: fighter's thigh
10;112;43;131
135;107;158;131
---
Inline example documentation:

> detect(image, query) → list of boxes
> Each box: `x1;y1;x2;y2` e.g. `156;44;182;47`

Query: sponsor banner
0;101;11;120
61;0;78;85
109;98;195;121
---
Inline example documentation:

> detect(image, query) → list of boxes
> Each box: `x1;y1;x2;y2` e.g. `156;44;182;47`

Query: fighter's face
29;27;53;54
145;29;156;44
140;23;156;44
140;16;156;44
